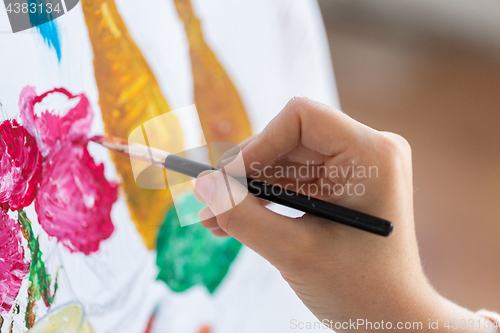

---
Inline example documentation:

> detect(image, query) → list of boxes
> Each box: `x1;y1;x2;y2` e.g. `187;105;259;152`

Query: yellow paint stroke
27;303;94;333
100;2;121;38
81;0;252;249
81;0;185;249
173;0;252;144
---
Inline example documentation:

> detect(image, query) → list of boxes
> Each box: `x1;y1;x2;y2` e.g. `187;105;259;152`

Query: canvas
0;0;339;332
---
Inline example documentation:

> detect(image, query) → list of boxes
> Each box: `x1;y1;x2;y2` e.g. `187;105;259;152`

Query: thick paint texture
18;211;54;308
19;87;117;254
156;194;241;293
35;145;117;254
81;0;184;249
81;0;252;250
19;87;92;157
0;210;29;314
0;119;42;211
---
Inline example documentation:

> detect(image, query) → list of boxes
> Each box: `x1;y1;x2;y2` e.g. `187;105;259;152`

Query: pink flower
0;119;42;211
35;145;117;254
19;87;93;157
0;210;29;314
19;86;118;255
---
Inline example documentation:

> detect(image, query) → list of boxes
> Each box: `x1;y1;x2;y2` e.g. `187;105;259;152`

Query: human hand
193;97;494;332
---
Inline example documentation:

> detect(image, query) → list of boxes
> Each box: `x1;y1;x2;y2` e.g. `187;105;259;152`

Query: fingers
198;206;229;237
198;206;216;228
241;96;375;172
193;170;308;262
215;134;258;168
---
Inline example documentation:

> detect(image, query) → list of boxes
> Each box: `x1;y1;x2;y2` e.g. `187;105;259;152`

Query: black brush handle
164;154;393;237
246;178;392;236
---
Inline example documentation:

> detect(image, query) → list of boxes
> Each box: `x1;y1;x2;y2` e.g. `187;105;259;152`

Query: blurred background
317;0;500;312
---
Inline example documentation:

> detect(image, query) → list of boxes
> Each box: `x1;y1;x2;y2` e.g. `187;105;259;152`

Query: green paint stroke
18;210;55;307
156;193;242;293
25;297;36;329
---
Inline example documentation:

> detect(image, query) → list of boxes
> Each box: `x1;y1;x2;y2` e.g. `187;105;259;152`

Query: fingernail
217;154;238;168
195;173;216;205
216;146;241;168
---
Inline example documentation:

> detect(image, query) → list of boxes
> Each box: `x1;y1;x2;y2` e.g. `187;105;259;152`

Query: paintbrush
91;135;393;236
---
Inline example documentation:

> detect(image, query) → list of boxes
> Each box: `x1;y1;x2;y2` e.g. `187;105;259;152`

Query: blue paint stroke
37;21;61;61
28;1;62;61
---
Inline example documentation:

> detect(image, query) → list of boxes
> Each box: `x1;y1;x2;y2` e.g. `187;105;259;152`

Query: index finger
242;96;370;173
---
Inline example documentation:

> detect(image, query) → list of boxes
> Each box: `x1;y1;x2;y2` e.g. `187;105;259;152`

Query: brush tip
90;135;129;146
89;135;104;143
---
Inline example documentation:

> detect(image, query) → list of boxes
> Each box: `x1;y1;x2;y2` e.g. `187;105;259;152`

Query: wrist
413;294;499;333
372;280;496;333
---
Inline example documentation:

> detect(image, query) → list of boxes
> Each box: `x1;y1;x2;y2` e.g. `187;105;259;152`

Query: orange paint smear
173;0;252;144
198;325;212;333
143;311;156;333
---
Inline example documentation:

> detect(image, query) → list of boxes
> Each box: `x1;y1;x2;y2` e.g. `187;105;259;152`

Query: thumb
194;170;307;263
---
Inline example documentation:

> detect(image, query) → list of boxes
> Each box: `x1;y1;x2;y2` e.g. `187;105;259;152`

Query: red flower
0;119;42;211
35;145;117;254
0;210;29;314
19;86;118;254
